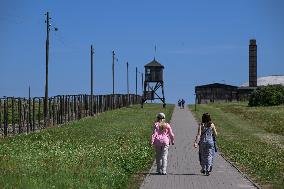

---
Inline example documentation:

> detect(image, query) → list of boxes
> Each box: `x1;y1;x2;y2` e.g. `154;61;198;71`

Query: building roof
238;86;257;90
144;58;164;68
241;75;284;87
195;83;238;89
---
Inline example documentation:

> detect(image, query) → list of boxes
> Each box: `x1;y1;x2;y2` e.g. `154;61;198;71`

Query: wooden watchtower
141;58;166;108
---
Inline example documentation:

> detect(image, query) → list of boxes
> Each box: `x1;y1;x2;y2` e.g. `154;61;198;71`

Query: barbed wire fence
0;94;141;138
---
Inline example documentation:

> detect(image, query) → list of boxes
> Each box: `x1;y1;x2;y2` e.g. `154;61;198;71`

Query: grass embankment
0;104;174;189
189;103;284;189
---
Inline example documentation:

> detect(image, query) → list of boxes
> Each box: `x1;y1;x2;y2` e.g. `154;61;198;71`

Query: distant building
237;75;284;101
195;39;284;104
195;83;238;104
241;75;284;87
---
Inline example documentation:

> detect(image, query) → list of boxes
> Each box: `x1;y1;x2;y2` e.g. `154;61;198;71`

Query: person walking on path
151;112;175;175
178;99;181;108
141;106;256;189
181;99;185;109
194;113;217;176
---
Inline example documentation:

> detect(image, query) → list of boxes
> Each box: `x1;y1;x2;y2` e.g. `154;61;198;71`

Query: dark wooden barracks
195;39;257;104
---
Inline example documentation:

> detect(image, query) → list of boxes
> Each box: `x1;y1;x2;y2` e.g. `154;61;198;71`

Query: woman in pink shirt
151;112;175;175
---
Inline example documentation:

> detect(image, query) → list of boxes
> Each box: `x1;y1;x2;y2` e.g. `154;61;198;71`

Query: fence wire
0;94;141;137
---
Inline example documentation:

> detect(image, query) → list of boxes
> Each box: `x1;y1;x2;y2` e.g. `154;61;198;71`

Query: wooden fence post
0;94;141;137
4;99;8;137
38;98;41;129
18;99;22;133
67;96;70;122
29;97;31;132
32;98;35;131
52;98;55;126
48;97;52;126
12;97;15;134
60;95;63;124
0;99;2;132
56;97;60;125
24;101;28;134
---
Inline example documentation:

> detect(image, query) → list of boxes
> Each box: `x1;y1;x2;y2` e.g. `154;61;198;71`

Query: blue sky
0;0;284;104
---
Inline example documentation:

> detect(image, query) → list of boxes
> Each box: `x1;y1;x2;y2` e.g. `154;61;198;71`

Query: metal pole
135;67;137;96
141;72;143;95
44;11;50;127
91;45;94;96
127;62;129;104
91;45;94;115
195;94;197;111
112;51;115;95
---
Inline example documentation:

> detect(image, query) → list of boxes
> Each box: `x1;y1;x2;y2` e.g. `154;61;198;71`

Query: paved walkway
140;105;257;189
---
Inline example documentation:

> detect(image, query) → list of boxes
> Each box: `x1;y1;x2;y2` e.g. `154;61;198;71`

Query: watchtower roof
144;58;164;68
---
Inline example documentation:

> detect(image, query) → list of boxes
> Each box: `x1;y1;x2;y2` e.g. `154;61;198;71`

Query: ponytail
159;119;167;131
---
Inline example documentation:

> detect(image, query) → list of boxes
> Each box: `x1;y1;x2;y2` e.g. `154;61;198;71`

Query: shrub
249;85;284;106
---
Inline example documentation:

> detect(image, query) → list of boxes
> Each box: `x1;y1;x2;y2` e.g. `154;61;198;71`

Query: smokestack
249;39;257;87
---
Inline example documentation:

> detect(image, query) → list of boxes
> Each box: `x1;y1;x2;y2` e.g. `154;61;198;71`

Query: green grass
189;102;284;189
0;104;174;189
216;103;284;136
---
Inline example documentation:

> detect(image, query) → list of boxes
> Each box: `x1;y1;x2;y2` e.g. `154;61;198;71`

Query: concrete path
140;105;257;189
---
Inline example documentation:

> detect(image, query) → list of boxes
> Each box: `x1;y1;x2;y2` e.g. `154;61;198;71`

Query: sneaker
161;172;167;175
200;169;205;174
205;171;210;176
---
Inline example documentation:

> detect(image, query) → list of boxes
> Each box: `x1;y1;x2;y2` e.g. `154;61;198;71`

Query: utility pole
135;67;138;96
126;62;129;105
44;11;57;127
90;45;94;115
112;51;115;95
194;94;197;111
44;12;50;128
141;72;144;108
141;72;144;95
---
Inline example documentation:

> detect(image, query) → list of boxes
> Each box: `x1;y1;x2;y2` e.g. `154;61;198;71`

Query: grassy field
189;102;284;189
0;104;174;189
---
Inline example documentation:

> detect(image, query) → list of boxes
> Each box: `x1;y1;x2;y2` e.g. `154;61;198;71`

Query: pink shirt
151;122;175;146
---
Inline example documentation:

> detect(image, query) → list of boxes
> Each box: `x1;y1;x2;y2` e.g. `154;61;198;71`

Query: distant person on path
151;112;175;175
194;113;217;176
181;99;185;109
178;99;181;108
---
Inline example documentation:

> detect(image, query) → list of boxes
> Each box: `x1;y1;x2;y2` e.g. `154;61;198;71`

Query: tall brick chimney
249;39;257;87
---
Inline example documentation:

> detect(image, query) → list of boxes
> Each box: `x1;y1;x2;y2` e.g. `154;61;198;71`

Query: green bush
249;85;284;106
